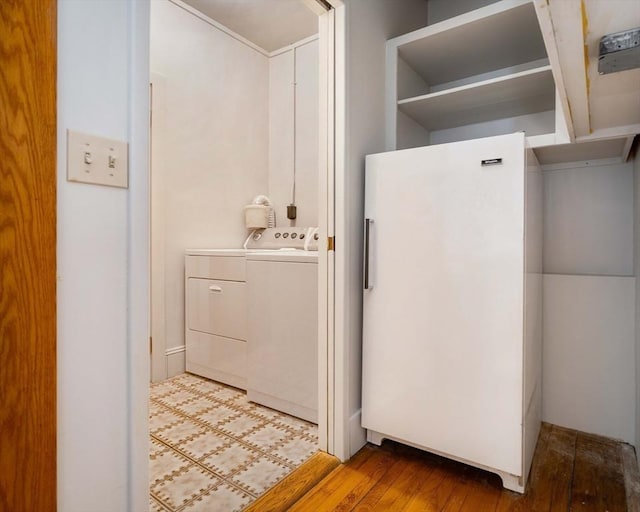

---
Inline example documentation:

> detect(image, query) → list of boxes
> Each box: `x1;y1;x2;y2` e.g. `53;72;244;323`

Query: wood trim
244;451;340;512
331;0;347;461
575;124;640;142
533;0;577;142
621;135;635;162
150;72;168;383
301;0;331;16
317;7;331;453
621;443;640;512
0;0;57;510
545;0;590;137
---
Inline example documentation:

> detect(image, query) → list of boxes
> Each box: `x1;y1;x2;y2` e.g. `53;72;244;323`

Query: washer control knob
275;232;281;239
299;233;305;240
314;233;319;241
283;232;289;238
252;232;262;241
291;233;298;239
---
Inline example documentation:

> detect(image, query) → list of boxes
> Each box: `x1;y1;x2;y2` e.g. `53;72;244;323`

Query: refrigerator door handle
364;218;373;290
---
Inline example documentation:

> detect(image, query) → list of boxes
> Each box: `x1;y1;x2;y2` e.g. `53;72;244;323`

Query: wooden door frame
0;1;58;510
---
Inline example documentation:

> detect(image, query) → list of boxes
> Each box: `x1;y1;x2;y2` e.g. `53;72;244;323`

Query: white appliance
184;249;249;389
361;133;542;493
245;227;319;423
184;228;318;391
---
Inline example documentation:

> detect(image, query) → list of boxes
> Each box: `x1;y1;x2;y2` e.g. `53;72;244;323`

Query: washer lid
246;249;318;263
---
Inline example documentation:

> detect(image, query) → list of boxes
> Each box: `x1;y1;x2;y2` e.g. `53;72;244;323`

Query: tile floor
150;373;318;512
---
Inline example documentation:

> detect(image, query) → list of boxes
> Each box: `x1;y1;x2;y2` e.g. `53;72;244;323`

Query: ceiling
181;0;319;52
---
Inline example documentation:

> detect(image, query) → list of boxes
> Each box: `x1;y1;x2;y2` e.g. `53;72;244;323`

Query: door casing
0;1;58;510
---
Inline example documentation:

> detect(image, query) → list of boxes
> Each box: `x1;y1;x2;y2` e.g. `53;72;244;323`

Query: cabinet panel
187;278;247;341
186;330;246;389
185;255;245;281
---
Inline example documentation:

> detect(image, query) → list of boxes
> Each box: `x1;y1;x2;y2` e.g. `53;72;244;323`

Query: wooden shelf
398;66;555;132
533;137;633;165
391;0;547;87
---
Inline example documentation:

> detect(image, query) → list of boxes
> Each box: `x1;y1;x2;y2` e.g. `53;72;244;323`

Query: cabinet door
187;278;247;340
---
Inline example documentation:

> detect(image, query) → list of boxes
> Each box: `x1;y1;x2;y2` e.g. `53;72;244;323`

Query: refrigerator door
362;133;525;475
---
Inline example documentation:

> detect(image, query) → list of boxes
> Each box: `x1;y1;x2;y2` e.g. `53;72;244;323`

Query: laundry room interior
141;0;639;510
149;0;321;381
148;1;327;510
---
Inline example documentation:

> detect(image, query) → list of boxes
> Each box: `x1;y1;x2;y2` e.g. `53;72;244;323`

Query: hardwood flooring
255;423;639;511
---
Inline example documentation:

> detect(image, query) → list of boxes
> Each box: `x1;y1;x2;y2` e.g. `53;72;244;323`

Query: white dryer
245;228;318;423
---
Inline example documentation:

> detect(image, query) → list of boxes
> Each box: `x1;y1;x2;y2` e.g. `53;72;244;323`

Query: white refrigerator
361;132;542;493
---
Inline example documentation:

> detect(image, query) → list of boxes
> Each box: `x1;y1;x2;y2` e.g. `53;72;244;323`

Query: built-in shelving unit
386;0;570;150
398;65;554;131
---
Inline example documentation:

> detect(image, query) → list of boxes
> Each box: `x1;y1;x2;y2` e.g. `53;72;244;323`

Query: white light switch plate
67;130;128;188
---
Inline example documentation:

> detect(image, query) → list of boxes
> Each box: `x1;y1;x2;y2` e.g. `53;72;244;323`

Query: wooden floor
254;423;640;511
244;451;341;512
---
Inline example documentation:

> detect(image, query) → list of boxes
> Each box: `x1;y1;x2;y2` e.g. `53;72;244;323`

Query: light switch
67;129;128;188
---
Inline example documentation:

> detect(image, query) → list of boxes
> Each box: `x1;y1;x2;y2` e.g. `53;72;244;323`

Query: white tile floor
149;373;318;511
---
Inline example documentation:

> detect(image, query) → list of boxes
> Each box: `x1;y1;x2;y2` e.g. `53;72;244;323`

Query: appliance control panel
246;227;319;251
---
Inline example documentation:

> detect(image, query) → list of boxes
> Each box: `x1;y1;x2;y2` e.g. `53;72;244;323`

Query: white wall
543;274;635;443
544;162;634;276
150;0;270;369
268;40;319;228
542;161;636;444
57;0;148;510
337;0;430;458
427;0;499;24
151;3;320;379
292;40;320;228
268;50;294;226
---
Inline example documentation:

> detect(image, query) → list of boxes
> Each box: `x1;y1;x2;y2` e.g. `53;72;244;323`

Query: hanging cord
292;46;297;207
243;230;257;249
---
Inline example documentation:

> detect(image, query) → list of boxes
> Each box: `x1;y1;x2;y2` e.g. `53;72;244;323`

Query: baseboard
349;409;367;457
166;345;186;377
165;344;186;356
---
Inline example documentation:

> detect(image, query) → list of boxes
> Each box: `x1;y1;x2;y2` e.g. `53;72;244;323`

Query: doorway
146;0;339;508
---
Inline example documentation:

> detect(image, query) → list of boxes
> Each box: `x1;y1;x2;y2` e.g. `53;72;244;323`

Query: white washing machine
245;228;318;423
